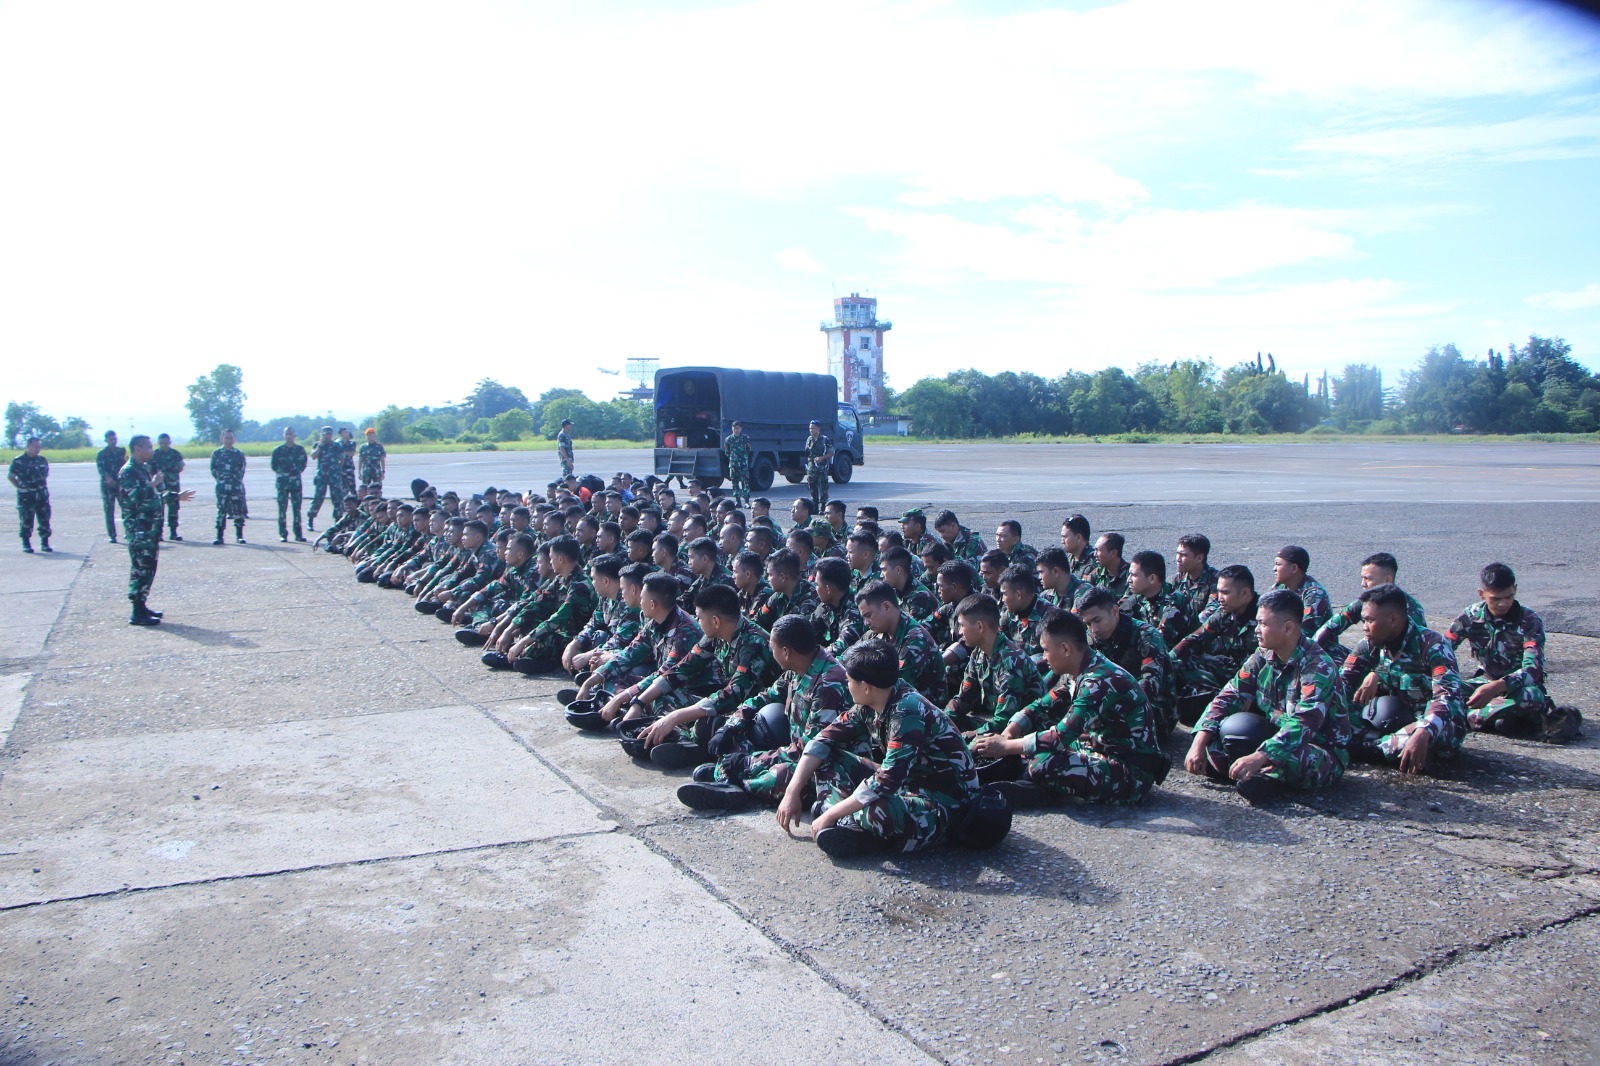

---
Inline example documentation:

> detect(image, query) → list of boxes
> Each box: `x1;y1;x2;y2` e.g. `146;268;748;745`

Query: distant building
822;293;891;414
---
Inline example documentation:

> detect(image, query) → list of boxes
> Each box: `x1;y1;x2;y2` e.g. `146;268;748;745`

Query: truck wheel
830;456;854;484
782;471;805;485
750;456;776;492
700;476;724;490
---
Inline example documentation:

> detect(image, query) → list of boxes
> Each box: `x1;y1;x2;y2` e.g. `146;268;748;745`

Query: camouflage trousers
817;750;953;853
276;480;303;539
100;483;119;539
214;484;248;521
1203;736;1345;790
1359;696;1468;762
360;477;383;498
512;627;569;668
806;467;829;512
162;483;182;534
1463;673;1548;730
714;744;802;801
560;455;574;478
126;525;158;604
308;473;345;520
1175;653;1240;697
728;460;750;505
16;490;50;541
1027;747;1153;804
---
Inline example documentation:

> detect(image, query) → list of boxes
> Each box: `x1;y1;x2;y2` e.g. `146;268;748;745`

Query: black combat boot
21;538;33;554
130;602;160;626
39;537;51;553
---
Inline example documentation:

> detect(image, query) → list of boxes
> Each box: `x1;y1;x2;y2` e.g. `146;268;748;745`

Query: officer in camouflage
270;427;309;543
152;434;186;540
307;427;346;530
8;437;51;553
724;420;752;507
119;434;195;625
210;429;249;545
1448;562;1576;738
95;430;127;542
556;419;575;479
803;420;833;514
358;428;387;497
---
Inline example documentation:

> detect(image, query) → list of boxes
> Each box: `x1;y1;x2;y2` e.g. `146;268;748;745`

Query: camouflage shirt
1090;614;1174;726
1000;597;1050;662
1173;598;1260;670
270;442;308;486
1068;545;1097;583
812;595;865;657
1090;560;1131;598
807;680;980;811
729;650;857;756
8;453;48;494
358;441;386;484
1015;649;1161;769
1040;573;1089;614
688;615;776;719
577;592;641;652
884;611;947;704
1201;634;1352;768
754;582;819;632
1171;564;1220;632
524;573;598;641
1120;582;1192;647
603;607;711;694
1340;622;1466;740
1275;575;1333;633
96;444;127;486
1003;541;1039;571
313;438;346;478
948;631;1047;735
738;578;773;623
116;459;161;527
898;582;940;625
1315;589;1426;650
1447;601;1546;698
209;446;247;489
152;446;185;487
945;526;987;562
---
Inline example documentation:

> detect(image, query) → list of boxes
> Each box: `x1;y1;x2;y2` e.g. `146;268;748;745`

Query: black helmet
617;718;654;759
750;703;790;750
953;787;1013;849
1363;694;1415;734
1219;711;1275;761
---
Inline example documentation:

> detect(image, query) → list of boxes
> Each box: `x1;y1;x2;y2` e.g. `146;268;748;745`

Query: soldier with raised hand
119;434;196;625
8;437;51;554
724;420;752;507
1344;583;1466;775
95;430;127;542
358;427;387;498
1186;589;1351;805
802;419;833;514
270;427;309;543
152;433;186;540
306;426;345;531
974;609;1165;807
1448;562;1577;739
210;429;249;545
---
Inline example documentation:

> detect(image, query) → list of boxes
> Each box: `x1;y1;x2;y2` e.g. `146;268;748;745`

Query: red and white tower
822;293;891;413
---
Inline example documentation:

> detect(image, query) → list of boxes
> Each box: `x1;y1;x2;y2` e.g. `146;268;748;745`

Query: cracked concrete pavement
2;441;1598;1065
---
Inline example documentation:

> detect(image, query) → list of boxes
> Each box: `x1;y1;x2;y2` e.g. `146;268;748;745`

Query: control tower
821;293;891;413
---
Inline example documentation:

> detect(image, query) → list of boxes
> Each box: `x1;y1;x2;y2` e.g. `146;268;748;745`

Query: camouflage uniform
512;573;598;664
269;440;308;540
714;652;858;800
1001;599;1050;663
470;557;538;625
1010;650;1163;803
1341;622;1467;762
357;440;387;496
753;582;818;632
724;432;752;505
884;611;948;704
1091;560;1130;598
1068;545;1098;584
673;615;775;742
1091;614;1176;739
811;595;865;657
1200;635;1351;789
1447;601;1550;727
808;681;982;852
947;632;1047;735
339;437;357;501
8;452;50;545
96;443;127;539
803;432;831;513
679;568;733;614
308;438;347;522
1040;572;1089;614
573;591;643;657
117;458;162;606
738;578;773;624
1276;575;1334;633
596;608;713;714
1314;589;1426;663
1121;582;1192;648
209;446;249;529
1003;541;1039;571
946;525;987;563
1171;564;1220;634
151;445;185;536
898;582;939;625
1172;599;1260;695
556;429;575;478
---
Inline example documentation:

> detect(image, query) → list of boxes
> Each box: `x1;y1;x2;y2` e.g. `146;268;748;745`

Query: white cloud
1526;283;1600;311
776;248;823;273
1294;114;1600;170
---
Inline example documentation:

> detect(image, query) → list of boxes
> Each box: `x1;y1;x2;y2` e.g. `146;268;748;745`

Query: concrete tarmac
3;441;1599;1065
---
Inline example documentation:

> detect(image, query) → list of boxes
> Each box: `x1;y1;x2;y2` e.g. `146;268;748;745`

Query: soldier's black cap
561;419;573;426
808;419;820;426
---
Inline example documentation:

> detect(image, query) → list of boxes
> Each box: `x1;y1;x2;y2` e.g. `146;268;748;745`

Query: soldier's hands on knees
1228;750;1270;782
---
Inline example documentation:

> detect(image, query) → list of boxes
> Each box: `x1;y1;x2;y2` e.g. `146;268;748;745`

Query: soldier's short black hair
476;504;497;518
814;557;853;591
881;546;912;572
619;561;651;586
157;433;171;441
825;500;845;515
766;547;801;581
688;536;718;560
446;516;467;530
683;514;708;534
396;503;415;515
771;614;818;655
920;539;952;564
509;532;538;556
1036;546;1071;571
1043;608;1088;647
1480;562;1516;591
653;532;679;555
626;528;655;548
694;582;741;620
751;514;775;530
128;434;151;450
1217;564;1255;591
842;638;899;690
998;519;1022;537
855;579;900;608
642;572;681;605
936;559;976;592
954;593;1001;626
856;505;879;520
1077;587;1119;614
1258;588;1304;624
1362;551;1399;576
791;497;813;515
1360;582;1409;615
1131;550;1166;582
855;520;881;538
590;553;624;581
599;519;622;540
1097;532;1125;555
1000;563;1038;592
746;526;774;550
494;528;512;544
933;509;959;529
620;504;641;521
878;529;905;549
1182;530;1221;560
846;531;877;551
1277;545;1310;572
981;549;1009;569
1063;513;1091;541
547;535;582;565
751;496;771;508
787;528;814;552
576;514;600;532
732;549;762;574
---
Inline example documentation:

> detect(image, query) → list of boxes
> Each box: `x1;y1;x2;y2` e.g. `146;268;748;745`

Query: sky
2;0;1600;435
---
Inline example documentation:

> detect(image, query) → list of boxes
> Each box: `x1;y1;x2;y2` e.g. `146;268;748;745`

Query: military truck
653;367;864;491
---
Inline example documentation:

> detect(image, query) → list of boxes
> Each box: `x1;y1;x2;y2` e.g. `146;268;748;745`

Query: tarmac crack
1165;903;1600;1065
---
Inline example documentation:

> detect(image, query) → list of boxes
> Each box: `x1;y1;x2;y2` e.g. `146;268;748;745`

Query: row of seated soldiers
315;480;1582;859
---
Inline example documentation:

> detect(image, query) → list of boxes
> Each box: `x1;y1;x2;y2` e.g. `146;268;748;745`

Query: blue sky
2;0;1598;434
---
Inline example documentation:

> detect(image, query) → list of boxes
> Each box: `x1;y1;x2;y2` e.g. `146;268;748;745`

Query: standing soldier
8;437;51;553
803;419;833;514
307;426;344;530
119;434;195;625
95;430;126;543
210;429;249;545
271;427;309;543
556;419;576;480
338;428;357;501
152;433;186;540
358;427;387;498
724;420;752;507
